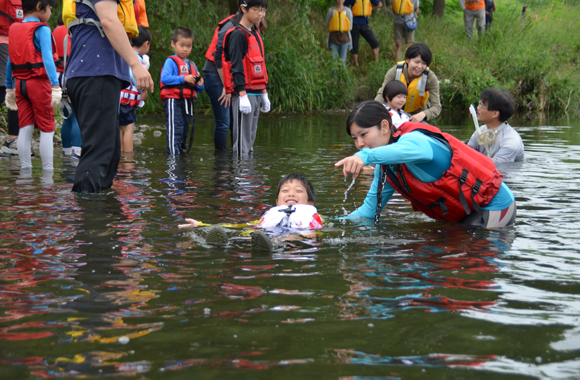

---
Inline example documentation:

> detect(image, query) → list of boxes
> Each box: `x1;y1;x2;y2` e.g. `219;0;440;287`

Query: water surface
1;112;579;379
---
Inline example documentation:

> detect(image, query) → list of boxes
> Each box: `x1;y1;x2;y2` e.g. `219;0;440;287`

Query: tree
433;0;445;18
229;0;238;14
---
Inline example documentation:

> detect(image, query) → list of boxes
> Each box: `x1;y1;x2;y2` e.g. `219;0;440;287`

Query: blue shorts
119;104;137;127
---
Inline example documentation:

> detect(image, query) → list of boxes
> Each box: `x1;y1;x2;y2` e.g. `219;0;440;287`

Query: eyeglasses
477;101;488;110
250;7;267;14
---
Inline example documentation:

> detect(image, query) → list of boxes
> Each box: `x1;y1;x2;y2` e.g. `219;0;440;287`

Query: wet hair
57;13;63;26
172;27;194;43
132;26;151;47
405;42;432;66
382;80;408;103
276;173;316;204
233;0;268;26
480;88;516;122
346;100;394;136
22;0;56;14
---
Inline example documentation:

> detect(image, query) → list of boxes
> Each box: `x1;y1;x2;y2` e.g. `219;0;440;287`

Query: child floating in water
382;80;411;128
179;173;323;250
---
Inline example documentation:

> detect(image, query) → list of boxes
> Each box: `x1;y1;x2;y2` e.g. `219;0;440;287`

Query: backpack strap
67;0;105;38
394;62;405;81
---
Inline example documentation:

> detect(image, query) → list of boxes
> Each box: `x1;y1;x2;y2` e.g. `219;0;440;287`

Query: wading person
374;42;440;123
64;0;154;193
335;101;517;228
467;88;524;163
5;0;60;171
222;0;270;157
203;9;237;151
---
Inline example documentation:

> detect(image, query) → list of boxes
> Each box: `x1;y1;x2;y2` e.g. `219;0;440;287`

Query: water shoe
205;226;229;246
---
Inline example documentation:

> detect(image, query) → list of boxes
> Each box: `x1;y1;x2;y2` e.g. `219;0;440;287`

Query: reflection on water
1;114;580;379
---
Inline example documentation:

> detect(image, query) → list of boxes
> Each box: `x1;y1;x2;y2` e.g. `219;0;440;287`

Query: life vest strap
458;169;471;215
0;10;15;23
428;196;449;215
471;179;483;215
11;62;45;71
68;17;105;38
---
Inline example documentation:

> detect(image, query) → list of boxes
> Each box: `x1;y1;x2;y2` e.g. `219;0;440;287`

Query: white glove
5;88;17;110
239;94;252;114
51;87;62;107
142;54;150;70
260;92;271;113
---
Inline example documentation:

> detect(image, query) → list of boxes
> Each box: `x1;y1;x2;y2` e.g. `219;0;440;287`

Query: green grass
47;0;580;116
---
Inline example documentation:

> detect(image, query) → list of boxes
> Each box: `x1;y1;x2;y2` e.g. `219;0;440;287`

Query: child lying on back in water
179;173;324;250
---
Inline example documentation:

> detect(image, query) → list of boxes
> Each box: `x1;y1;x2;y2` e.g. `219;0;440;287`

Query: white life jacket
258;205;323;229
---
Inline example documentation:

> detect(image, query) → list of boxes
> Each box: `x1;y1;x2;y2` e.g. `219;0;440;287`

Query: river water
1;113;579;379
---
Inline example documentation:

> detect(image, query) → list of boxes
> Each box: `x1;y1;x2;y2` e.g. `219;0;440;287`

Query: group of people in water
1;0;525;244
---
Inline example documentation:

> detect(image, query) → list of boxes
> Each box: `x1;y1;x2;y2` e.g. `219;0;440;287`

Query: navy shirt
65;0;130;85
344;0;381;25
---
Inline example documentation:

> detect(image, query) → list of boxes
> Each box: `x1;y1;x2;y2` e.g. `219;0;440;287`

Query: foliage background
49;0;580;117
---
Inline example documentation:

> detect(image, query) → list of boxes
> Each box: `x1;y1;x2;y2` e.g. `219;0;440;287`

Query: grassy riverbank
49;0;580;116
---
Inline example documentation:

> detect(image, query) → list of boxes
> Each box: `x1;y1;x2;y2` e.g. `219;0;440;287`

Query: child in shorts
382;80;411;128
160;27;204;155
119;26;151;153
5;0;60;170
179;173;323;250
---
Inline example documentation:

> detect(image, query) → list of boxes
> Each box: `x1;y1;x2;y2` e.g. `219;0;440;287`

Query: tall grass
48;0;580;115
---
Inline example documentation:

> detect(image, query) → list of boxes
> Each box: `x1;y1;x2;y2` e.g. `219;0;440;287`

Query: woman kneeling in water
335;101;516;228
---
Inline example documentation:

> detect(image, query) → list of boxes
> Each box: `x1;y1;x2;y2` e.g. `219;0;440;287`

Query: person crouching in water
160;27;204;155
179;173;323;250
5;0;60;171
382;80;411;128
222;0;271;157
335;101;517;228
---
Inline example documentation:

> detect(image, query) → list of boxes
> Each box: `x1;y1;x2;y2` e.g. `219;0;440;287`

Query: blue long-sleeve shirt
5;17;59;88
345;131;515;219
160;56;204;92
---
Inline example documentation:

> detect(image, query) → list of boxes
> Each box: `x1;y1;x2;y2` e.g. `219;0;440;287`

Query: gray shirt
467;122;525;163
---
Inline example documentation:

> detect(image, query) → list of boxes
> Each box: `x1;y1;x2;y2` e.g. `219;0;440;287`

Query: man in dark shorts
344;0;382;67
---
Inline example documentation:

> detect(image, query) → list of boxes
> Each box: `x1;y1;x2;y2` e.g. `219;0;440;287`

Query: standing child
120;26;151;154
222;0;270;157
381;80;410;128
5;0;60;170
160;27;204;156
52;13;81;158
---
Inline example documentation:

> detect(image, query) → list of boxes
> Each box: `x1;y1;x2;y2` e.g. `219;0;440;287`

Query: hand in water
335;155;365;179
178;218;199;229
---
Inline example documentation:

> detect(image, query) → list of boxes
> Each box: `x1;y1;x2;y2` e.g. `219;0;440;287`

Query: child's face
37;4;52;23
389;94;407;110
276;180;312;206
243;6;266;26
141;41;151;55
171;37;193;60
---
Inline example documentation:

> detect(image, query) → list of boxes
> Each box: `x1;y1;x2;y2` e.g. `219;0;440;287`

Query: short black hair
172;27;194;43
132;26;151;47
346;100;393;135
383;80;408;103
276;173;315;204
22;0;56;15
57;13;63;26
241;0;268;10
480;88;516;122
405;42;432;66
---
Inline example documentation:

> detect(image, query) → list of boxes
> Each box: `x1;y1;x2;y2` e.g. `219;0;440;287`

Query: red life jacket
380;122;503;222
222;25;268;95
52;24;69;73
159;56;199;101
120;53;145;107
8;21;59;80
204;14;235;63
0;0;23;36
